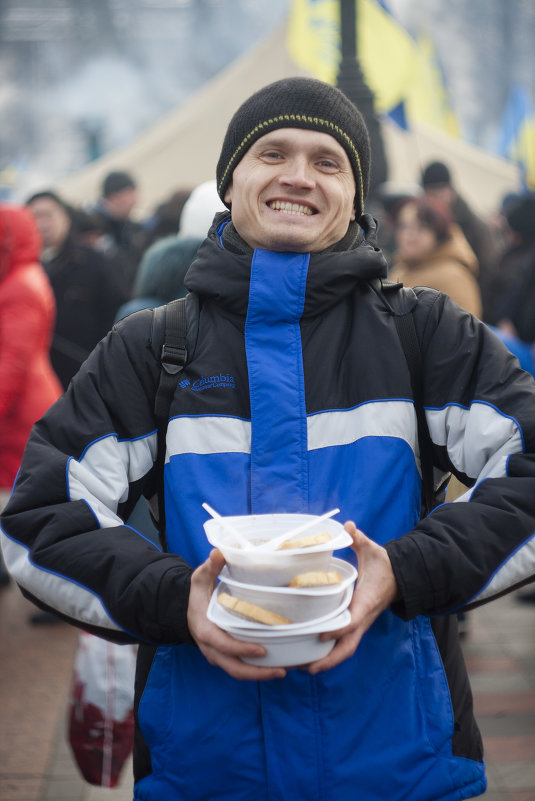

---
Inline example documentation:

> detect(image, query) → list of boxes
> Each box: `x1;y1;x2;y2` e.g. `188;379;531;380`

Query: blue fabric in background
488;325;535;376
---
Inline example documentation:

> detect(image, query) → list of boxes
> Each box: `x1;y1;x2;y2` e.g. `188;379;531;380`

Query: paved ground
0;584;133;801
1;579;534;801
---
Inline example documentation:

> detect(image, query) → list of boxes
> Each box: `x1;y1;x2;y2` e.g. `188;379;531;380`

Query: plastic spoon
202;502;253;550
255;508;341;552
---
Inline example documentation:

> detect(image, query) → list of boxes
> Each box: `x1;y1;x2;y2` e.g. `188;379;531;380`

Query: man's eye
317;160;338;170
262;151;283;160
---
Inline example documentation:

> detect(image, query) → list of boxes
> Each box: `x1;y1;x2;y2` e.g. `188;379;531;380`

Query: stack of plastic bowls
204;513;357;666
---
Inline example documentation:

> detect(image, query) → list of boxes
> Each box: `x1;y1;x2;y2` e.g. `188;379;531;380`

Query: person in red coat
0;204;62;588
0;204;62;496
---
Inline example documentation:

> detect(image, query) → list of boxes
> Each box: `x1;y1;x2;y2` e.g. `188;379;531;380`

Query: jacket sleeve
385;290;535;619
0;309;194;645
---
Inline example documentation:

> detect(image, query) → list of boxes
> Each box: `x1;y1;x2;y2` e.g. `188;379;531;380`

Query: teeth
268;200;314;215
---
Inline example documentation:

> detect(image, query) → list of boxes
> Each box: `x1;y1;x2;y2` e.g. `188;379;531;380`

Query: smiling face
224;128;356;253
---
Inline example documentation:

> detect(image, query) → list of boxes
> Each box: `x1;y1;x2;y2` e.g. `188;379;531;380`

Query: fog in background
0;0;289;199
1;0;534;203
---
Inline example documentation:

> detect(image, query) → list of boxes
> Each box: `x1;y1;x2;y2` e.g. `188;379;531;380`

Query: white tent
381;118;520;216
58;22;521;218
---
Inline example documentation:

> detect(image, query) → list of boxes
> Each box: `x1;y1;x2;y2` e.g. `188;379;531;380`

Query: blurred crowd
373;162;535;374
1;161;535;600
0;170;226;594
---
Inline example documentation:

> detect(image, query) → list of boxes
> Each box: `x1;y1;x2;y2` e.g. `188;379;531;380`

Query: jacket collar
184;211;388;317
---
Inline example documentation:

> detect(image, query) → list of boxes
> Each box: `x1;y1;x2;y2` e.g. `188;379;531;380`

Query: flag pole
336;0;388;194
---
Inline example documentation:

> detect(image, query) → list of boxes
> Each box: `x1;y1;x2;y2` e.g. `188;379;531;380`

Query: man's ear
351;206;356;222
224;183;232;205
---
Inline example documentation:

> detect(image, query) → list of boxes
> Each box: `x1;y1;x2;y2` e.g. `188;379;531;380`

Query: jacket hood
134;235;202;302
184;212;388;317
0;205;42;281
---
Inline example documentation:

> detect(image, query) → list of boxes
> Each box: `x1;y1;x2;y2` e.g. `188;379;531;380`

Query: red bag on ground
68;631;137;787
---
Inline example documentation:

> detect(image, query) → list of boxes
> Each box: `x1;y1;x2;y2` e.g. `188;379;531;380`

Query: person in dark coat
494;193;535;345
90;170;148;297
26;190;127;390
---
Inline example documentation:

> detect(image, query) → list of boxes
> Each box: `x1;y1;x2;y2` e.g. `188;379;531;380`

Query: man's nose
278;157;315;189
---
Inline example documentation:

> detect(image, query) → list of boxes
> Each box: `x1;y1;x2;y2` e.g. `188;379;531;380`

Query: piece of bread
288;571;342;588
217;592;291;625
276;531;332;550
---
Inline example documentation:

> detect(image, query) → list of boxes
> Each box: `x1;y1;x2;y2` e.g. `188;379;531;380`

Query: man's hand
307;521;398;674
187;548;287;681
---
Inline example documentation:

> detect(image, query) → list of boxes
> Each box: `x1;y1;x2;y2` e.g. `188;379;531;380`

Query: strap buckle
160;343;187;375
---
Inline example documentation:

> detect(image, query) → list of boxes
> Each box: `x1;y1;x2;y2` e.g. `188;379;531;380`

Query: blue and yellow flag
287;0;459;137
287;0;416;115
405;33;460;138
498;85;535;190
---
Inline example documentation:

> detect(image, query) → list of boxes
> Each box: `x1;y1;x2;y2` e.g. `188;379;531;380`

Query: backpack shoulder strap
151;292;199;424
392;311;436;517
154;297;188;422
150;293;199;545
368;278;435;516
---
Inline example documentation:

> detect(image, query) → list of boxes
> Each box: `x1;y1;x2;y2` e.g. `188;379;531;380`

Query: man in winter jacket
2;78;535;801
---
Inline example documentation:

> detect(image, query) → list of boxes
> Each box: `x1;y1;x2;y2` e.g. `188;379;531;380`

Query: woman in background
390;196;482;318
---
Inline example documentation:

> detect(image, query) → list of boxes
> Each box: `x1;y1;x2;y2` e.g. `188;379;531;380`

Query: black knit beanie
102;170;136;198
216;77;371;217
421;161;451;188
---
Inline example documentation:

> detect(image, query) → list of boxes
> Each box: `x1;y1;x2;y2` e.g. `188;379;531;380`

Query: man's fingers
199;547;225;580
344;520;369;552
192;548;225;583
318;621;354;641
188;549;288;680
307;523;399;674
203;644;286;681
197;619;264;659
197;621;287;680
194;615;276;662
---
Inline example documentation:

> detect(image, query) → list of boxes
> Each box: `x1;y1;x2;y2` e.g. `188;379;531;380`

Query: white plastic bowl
225;609;352;667
208;579;353;632
203;513;352;586
216;558;357;624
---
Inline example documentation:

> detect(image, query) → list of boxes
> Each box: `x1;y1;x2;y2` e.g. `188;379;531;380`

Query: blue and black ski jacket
3;215;535;801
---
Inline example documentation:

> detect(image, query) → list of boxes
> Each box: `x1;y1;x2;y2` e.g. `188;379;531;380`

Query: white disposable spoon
202;502;253;550
255;508;341;552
